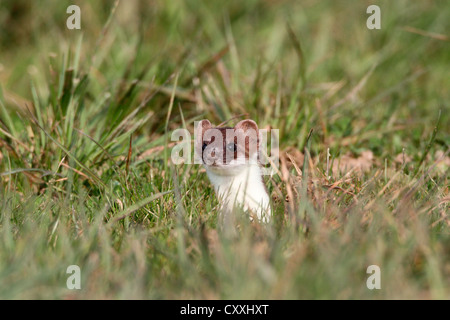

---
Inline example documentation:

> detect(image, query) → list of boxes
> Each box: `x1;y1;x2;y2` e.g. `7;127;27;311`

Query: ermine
196;119;272;224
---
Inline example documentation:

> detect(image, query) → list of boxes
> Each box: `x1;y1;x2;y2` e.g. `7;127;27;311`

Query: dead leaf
282;146;304;171
333;150;374;176
394;152;412;165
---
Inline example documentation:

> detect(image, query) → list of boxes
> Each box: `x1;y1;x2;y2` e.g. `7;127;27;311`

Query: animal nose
207;146;218;157
203;146;215;162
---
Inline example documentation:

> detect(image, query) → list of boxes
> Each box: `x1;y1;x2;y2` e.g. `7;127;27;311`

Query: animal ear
234;119;258;133
234;120;259;155
196;119;212;137
195;119;212;145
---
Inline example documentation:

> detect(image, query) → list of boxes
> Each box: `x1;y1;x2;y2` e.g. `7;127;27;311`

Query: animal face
196;120;260;175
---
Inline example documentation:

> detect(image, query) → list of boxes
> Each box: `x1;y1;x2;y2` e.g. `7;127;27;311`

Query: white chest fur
206;163;271;223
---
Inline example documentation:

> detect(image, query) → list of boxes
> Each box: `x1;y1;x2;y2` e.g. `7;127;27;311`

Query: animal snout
203;147;222;165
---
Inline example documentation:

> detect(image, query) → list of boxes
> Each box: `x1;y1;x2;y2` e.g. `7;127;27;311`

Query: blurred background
0;0;449;299
1;0;448;151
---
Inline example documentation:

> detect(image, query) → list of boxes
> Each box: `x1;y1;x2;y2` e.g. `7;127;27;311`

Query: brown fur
196;120;260;165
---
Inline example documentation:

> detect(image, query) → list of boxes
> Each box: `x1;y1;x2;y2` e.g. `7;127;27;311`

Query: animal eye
202;142;207;152
226;143;237;152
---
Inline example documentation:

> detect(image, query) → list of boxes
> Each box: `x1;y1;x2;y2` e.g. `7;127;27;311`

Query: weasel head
196;119;260;176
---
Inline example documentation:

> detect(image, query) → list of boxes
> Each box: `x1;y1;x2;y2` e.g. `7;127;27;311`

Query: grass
0;0;449;299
